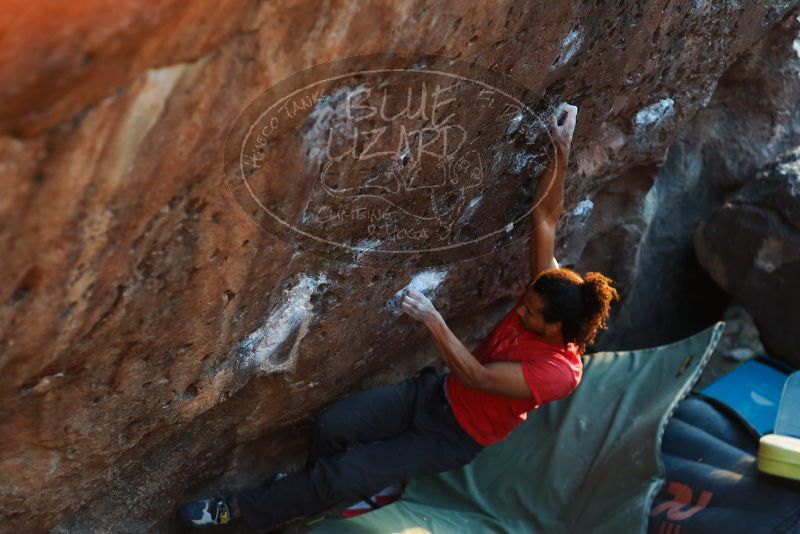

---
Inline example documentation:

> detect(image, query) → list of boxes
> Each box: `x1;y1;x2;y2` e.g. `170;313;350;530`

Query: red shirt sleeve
520;354;578;404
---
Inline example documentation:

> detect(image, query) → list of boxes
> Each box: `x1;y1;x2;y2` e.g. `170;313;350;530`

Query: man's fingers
401;296;420;310
401;302;423;319
405;288;431;304
555;103;578;118
566;107;577;123
550;103;577;131
550;103;577;143
565;106;578;127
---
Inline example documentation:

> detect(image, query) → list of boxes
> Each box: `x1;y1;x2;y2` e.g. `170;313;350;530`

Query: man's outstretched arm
401;288;532;398
529;104;577;279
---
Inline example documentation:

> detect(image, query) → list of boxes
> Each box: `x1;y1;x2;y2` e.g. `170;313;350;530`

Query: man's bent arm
423;312;484;386
423;313;531;398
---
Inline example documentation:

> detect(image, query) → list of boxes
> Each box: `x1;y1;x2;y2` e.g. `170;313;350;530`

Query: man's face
516;289;552;336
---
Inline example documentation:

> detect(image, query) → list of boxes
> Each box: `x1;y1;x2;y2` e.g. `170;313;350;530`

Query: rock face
695;149;800;368
0;1;798;531
593;11;800;350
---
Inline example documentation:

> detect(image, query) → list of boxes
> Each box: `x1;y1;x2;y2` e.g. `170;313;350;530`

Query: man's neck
524;325;564;347
542;331;565;347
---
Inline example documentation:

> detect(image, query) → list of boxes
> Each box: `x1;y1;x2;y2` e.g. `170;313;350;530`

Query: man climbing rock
178;103;619;529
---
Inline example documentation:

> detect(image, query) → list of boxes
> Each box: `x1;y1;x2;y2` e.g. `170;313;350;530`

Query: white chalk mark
397;142;412;162
779;155;800;196
354;238;382;263
407;269;447;294
457;195;483;225
46;452;61;479
355;238;382;253
510;152;533;175
634;98;675;129
337;239;384;275
789;174;800;197
506;112;524;134
387;269;448;316
302;85;363;170
572;198;594;218
551;27;584;70
237;273;327;372
466;195;482;211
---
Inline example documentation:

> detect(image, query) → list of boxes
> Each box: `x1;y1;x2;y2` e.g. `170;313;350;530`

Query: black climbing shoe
178;496;234;528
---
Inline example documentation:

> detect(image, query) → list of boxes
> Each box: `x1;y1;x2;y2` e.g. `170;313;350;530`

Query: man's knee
310;407;348;449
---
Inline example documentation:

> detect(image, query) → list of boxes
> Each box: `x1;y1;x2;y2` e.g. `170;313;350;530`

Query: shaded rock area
593;11;800;350
1;1;799;531
695;148;800;368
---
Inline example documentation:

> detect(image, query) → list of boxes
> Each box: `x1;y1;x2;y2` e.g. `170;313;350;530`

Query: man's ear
545;320;563;337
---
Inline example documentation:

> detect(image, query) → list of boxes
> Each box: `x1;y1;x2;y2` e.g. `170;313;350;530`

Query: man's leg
178;375;423;529
235;369;483;530
306;372;420;465
232;372;423;528
236;424;480;530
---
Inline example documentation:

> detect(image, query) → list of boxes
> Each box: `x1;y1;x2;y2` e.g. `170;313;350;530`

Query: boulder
695;148;800;368
0;1;798;530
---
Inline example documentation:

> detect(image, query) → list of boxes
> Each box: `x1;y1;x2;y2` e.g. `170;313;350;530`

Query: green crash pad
312;322;725;534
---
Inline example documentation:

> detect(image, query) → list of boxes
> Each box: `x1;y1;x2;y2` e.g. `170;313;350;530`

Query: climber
177;102;620;529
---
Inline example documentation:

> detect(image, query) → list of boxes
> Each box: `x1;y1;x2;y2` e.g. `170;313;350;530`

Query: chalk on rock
387;270;447;317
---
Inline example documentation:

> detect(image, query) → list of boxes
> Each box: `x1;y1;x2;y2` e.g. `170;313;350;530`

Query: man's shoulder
516;335;582;367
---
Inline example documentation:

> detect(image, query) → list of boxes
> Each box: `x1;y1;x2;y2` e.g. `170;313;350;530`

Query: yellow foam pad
758;433;800;481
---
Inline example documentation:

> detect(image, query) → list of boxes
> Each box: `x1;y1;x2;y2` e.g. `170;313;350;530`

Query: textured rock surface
1;1;798;531
594;11;800;349
695;148;800;368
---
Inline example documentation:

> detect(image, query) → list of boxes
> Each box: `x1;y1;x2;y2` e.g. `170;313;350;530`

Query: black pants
236;368;483;530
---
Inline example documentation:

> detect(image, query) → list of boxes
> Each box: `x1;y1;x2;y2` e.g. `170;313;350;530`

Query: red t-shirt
446;293;583;446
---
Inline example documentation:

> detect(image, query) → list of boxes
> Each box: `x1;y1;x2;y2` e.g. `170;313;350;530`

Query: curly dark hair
528;268;620;355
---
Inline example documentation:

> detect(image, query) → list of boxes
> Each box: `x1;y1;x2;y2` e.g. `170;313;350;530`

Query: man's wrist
423;310;444;330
